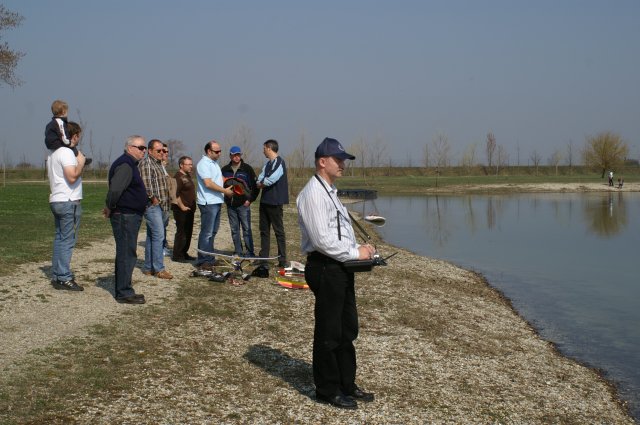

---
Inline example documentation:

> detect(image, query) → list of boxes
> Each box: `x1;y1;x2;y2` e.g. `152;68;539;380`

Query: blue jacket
258;156;289;206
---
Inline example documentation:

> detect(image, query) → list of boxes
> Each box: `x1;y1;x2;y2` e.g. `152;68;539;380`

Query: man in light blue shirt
195;140;233;270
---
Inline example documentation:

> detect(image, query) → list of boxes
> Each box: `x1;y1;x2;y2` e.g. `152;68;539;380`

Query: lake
357;192;639;420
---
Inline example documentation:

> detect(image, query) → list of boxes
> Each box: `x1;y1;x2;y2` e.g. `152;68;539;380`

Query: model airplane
194;250;279;285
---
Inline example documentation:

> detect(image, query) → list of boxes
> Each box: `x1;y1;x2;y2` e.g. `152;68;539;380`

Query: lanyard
314;174;344;240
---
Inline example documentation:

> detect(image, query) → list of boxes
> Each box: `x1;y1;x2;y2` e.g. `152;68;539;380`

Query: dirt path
0;214;223;373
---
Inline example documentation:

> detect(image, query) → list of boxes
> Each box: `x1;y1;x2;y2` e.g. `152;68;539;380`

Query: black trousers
305;252;358;398
258;203;286;263
172;206;195;259
110;213;142;299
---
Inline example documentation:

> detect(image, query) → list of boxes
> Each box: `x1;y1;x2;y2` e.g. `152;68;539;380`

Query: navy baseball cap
230;146;242;155
314;137;355;160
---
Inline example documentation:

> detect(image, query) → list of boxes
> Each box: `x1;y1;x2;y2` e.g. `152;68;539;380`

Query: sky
1;0;639;167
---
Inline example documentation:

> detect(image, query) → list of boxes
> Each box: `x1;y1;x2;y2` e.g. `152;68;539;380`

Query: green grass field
0;182;112;276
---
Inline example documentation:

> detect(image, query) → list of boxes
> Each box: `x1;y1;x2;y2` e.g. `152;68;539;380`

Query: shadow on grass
96;275;115;296
38;265;52;280
243;344;315;399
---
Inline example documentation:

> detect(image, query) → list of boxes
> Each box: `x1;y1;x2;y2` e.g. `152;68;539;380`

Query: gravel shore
0;183;635;423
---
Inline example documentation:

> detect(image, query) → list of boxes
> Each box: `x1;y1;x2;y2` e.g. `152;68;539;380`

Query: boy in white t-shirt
47;121;86;291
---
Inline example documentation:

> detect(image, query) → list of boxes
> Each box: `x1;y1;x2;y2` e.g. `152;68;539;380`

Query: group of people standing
45;100;289;304
46;98;375;409
104;138;289;304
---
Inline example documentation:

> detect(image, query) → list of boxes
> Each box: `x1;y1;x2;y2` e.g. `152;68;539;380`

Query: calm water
358;192;639;419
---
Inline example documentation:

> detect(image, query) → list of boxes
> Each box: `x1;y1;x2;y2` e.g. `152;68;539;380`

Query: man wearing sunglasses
104;136;149;304
138;139;173;280
195;140;234;271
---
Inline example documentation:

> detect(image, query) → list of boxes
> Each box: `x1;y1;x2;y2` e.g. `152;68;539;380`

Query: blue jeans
144;205;166;273
162;209;170;249
50;201;82;281
110;213;142;298
197;203;222;265
227;204;255;256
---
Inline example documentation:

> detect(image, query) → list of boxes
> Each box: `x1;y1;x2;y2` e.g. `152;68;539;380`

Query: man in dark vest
256;139;289;267
103;135;149;304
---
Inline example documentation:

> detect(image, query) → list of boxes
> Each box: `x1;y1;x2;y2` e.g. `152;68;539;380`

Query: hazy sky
1;0;639;167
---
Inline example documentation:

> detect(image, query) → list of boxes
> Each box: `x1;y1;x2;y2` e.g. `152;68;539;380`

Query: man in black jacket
256;139;289;267
103;135;149;304
221;146;260;257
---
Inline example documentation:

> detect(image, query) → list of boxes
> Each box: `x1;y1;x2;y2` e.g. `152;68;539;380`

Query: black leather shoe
116;294;146;304
52;279;84;291
184;254;197;261
173;256;195;263
348;385;375;402
316;393;358;410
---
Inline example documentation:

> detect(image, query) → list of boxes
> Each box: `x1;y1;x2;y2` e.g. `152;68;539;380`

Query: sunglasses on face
212;150;222;154
162;149;168;153
133;145;147;151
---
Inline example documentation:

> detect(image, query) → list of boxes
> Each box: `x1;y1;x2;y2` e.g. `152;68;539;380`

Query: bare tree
582;131;629;178
1;141;10;186
460;142;477;171
422;143;430;168
530;150;542;176
165;139;187;168
369;136;388;168
496;144;509;175
405;151;413;167
2;140;12;168
74;109;93;175
287;131;310;178
548;149;563;176
485;131;496;167
566;139;574;175
0;5;24;87
432;132;451;167
349;137;367;177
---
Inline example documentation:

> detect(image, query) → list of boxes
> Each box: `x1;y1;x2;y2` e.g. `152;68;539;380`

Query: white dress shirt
296;175;360;262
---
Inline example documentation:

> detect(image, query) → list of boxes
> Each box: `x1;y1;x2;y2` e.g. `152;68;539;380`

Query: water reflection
376;193;629;245
357;192;640;420
582;192;628;237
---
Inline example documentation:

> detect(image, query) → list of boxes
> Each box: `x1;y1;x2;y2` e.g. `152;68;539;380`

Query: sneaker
52;279;84;291
155;270;173;279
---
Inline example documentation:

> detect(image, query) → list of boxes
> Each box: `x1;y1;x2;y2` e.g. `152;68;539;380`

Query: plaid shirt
138;155;170;212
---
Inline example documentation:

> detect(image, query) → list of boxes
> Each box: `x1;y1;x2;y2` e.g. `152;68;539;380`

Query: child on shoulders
44;99;91;165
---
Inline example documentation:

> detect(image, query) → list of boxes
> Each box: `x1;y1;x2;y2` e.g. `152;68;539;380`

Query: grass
0;182;113;276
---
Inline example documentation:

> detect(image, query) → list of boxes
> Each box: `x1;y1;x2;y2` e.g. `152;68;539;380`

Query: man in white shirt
47;121;86;291
296;137;376;410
